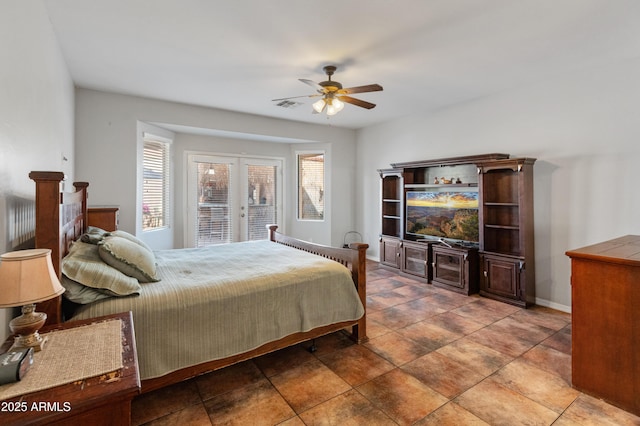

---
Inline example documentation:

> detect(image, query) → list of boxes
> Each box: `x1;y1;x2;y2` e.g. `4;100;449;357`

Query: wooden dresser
566;235;640;416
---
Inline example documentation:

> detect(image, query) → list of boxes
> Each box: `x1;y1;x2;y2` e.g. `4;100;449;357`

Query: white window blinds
298;153;324;220
247;164;277;240
143;137;171;231
196;161;232;247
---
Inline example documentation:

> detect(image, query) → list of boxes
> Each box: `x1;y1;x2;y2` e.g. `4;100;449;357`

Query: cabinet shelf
484;202;519;207
405;183;478;189
436;263;460;272
484;224;520;230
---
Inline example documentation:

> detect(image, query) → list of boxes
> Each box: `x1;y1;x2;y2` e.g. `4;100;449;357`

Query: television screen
406;190;479;242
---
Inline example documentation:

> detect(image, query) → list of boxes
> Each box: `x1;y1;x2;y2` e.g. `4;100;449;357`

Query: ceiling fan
273;65;383;116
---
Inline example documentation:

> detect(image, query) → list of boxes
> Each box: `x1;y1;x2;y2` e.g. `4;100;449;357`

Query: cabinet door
401;242;429;278
380;237;401;268
480;254;521;300
432;249;464;288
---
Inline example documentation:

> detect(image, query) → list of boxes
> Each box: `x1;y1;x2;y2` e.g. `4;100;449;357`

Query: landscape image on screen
406;191;479;242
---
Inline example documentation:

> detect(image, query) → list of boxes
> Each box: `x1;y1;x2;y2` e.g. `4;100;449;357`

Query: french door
186;154;282;247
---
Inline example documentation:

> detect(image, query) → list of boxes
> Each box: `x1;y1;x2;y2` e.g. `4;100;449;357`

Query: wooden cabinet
432;244;478;295
379;169;403;240
401;240;431;279
88;207;119;231
477;158;535;307
566;236;640;416
378;169;403;269
379;236;401;269
377;154;535;306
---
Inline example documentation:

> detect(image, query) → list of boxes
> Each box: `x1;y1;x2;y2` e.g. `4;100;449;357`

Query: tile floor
131;262;640;425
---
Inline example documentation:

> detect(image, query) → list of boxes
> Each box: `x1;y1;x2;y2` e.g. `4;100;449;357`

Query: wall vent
275;100;303;109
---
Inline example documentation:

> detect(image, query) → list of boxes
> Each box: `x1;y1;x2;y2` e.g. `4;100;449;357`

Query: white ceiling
43;0;640;130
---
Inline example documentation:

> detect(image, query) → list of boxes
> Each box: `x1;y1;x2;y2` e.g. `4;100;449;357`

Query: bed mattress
70;240;364;379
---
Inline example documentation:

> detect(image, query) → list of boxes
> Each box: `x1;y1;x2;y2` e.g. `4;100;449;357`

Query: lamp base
9;304;48;352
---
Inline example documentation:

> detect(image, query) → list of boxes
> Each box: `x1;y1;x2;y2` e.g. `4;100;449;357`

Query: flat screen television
406;190;479;243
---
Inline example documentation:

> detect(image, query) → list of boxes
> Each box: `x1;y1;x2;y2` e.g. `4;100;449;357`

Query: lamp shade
0;249;65;307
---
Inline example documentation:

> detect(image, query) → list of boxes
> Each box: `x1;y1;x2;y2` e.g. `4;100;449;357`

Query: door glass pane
247;164;277;241
196;162;231;247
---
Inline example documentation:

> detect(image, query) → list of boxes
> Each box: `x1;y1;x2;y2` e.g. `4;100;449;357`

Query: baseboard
535;297;571;314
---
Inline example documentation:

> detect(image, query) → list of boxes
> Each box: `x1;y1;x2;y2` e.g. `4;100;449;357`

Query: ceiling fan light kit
312;95;345;116
274;65;382;116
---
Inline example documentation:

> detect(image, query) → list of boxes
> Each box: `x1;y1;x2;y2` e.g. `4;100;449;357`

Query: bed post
267;224;278;242
74;181;89;236
29;171;66;325
349;242;368;344
29;172;89;325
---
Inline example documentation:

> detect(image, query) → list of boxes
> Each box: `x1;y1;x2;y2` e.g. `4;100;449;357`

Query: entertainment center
379;153;536;307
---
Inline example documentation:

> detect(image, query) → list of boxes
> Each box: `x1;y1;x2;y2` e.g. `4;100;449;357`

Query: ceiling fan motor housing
319;65;342;91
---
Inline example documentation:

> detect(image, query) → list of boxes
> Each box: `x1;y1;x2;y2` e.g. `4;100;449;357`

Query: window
142;135;171;231
297;152;324;220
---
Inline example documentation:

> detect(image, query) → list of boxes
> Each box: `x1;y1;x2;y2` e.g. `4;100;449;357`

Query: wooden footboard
268;224;368;343
29;171;368;393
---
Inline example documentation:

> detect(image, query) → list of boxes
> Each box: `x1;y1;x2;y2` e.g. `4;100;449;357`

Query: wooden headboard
29;171;89;325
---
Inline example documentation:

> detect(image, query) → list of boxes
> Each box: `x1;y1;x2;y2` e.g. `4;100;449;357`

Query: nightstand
0;312;140;426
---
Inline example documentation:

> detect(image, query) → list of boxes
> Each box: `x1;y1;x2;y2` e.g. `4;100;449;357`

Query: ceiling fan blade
271;93;322;102
338;95;376;109
337;84;383;95
299;78;326;93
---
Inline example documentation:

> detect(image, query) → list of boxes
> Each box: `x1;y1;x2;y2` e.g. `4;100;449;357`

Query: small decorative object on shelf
434;177;439;184
456;177;462;184
441;177;452;184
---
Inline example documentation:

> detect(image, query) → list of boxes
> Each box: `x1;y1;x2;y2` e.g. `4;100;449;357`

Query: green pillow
107;230;153;252
62;241;141;296
98;235;159;283
80;226;109;244
61;274;114;304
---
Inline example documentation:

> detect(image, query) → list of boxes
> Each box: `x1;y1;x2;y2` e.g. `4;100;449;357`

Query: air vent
275;100;303;109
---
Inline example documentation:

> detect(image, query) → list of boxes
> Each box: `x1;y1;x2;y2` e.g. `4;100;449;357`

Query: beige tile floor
132;262;640;425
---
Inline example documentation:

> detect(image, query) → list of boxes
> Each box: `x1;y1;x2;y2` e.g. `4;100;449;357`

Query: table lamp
0;249;65;351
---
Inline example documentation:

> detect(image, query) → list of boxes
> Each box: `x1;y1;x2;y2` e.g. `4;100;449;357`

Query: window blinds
143;138;170;230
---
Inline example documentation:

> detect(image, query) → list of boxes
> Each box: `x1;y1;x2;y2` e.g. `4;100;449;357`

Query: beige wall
74;89;357;249
356;58;640;312
0;1;75;340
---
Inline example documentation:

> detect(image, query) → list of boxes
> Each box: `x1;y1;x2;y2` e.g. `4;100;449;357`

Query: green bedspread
71;240;364;380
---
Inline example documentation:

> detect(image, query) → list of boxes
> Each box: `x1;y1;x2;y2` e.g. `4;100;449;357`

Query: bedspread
70;240;364;379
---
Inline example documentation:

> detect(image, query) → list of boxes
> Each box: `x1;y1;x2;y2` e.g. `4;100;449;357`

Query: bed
28;171;368;393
